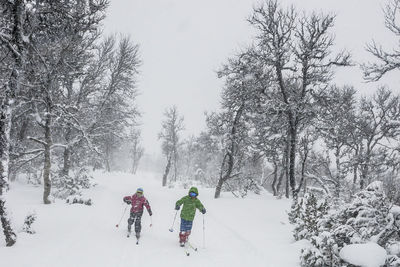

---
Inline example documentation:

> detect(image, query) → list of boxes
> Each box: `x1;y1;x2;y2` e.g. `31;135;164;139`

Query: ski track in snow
0;171;302;267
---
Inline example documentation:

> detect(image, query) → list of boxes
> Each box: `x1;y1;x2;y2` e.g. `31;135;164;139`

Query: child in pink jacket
123;187;152;238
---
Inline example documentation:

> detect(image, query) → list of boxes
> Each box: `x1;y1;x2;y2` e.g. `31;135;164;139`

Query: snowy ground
1;171;302;267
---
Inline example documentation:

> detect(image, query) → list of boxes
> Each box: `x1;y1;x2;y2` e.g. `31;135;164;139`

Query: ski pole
169;210;178;232
150;216;153;227
116;205;128;228
202;214;205;248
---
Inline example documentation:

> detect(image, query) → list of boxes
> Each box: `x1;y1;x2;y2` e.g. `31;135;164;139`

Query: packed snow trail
1;171;303;267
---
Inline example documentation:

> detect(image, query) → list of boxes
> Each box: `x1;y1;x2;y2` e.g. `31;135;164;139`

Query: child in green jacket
175;187;206;247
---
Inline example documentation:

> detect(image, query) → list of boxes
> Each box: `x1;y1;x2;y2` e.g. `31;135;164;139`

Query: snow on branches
292;181;400;266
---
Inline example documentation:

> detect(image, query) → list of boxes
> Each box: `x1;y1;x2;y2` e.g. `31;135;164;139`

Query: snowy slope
1;171;302;267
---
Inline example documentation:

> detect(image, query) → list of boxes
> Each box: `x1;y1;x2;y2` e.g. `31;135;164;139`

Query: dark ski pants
180;218;193;232
128;211;143;234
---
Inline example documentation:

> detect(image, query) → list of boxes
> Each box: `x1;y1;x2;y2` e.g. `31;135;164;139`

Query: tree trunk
105;158;111;172
353;164;358;185
276;152;286;194
0;90;17;246
285;130;290;199
215;151;234;199
43;112;52;204
62;127;71;177
285;169;289;199
173;149;178;181
214;104;244;199
276;168;284;195
288;125;297;198
360;154;370;190
131;152;137;174
271;161;278;196
351;146;359;197
0;0;26;246
9;117;30;181
162;154;172;187
62;146;71;177
295;150;307;196
130;139;137;174
294;138;309;196
214;177;224;199
335;146;341;198
0;197;16;246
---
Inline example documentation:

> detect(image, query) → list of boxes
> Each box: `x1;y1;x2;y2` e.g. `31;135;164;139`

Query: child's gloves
201;208;206;214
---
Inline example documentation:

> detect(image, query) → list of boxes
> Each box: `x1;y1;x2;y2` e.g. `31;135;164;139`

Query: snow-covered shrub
194;167;205;181
66;196;92;206
386;239;400;266
379;206;400;266
383;174;400;206
386;254;400;266
26;171;42;186
168;179;204;190
336;181;389;243
298;181;397;266
289;197;303;225
22;212;36;234
339;242;387;267
238;178;262;197
52;168;95;199
301;231;341;267
226;176;262;198
292;193;329;241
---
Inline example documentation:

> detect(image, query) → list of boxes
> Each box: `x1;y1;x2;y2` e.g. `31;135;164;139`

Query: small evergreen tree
299;181;394;266
22;212;36;234
292;193;329;241
301;231;341;267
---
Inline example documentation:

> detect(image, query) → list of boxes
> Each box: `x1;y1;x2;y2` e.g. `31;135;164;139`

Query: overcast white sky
104;0;399;155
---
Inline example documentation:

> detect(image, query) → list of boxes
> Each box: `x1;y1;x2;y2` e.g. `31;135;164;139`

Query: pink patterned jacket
123;194;152;215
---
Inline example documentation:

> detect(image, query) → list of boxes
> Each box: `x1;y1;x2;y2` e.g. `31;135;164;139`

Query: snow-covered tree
212;50;258;198
356;88;400;189
248;0;351;198
159;106;184;186
3;1;140;204
18;0;109;203
179;130;222;186
315;85;357;197
298;181;399;266
128;128;144;174
0;0;32;247
292;192;329;241
363;0;400;81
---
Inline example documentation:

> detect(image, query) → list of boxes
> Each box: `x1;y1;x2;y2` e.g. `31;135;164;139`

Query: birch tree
213;51;258;198
159;106;184;186
356;88;400;189
0;0;31;246
128;128;144;174
23;0;108;203
248;0;351;197
316;85;357;197
363;0;400;81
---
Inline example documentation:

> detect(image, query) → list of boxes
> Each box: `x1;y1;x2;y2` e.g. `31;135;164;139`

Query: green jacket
175;187;205;221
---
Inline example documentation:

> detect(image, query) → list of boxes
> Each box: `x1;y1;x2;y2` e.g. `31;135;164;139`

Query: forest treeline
160;0;400;205
1;0;400;260
158;1;400;264
0;0;142;246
